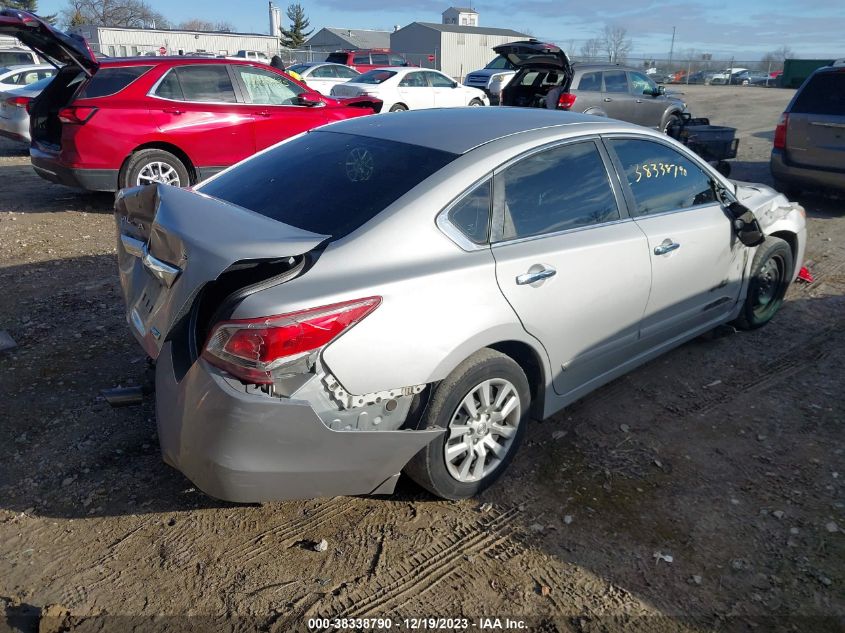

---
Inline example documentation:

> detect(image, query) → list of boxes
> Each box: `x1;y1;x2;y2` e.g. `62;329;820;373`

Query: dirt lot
1;85;843;632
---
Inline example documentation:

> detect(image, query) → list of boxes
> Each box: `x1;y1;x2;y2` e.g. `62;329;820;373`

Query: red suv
0;10;381;191
325;49;410;73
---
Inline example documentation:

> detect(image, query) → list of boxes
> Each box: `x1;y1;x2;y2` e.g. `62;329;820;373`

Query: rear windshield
0;51;35;66
326;53;349;64
792;72;845;116
199;131;457;240
354;70;396;84
77;65;152;99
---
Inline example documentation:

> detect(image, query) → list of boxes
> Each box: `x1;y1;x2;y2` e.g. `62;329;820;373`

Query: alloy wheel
137;161;182;187
444;378;521;483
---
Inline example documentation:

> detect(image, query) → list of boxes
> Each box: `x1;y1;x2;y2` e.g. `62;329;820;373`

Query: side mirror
727;201;765;247
452;81;459;88
657;85;666;95
296;93;325;107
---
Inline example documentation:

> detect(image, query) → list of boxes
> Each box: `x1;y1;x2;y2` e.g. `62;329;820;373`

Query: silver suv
496;41;686;132
770;62;845;194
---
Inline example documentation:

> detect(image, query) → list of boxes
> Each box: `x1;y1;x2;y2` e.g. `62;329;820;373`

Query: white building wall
438;31;524;79
76;26;280;57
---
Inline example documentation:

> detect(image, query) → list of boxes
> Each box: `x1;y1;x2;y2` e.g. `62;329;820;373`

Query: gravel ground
1;85;843;633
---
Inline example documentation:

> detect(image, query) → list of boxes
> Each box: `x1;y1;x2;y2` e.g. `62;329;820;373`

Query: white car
330;67;489;112
0;63;54;89
287;62;360;96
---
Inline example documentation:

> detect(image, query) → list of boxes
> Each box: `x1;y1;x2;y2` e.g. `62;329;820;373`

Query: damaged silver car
115;108;807;502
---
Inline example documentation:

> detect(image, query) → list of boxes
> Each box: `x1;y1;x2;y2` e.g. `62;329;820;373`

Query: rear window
791;72;845;116
0;51;35;66
326;53;349;64
77;65;152;99
354;70;396;84
199;131;457;240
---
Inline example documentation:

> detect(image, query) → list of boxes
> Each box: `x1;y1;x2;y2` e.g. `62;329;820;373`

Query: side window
427;71;454;88
628;71;654;95
335;66;359;78
609;138;718;216
389;54;406;66
603;70;628;93
499;141;620;241
353;54;370;65
236;66;305;105
172;65;237;102
154;70;184;100
22;71;39;84
77;66;153;99
577;71;601;91
399;72;427;87
371;53;389;65
446;179;491;245
311;65;336;78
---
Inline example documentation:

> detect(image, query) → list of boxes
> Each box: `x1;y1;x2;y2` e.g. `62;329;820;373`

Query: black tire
122;149;190;189
404;349;531;500
468;98;484;107
733;236;794;330
663;113;682;135
388;103;408;112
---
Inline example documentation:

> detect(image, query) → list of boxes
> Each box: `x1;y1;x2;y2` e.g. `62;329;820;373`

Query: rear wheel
388;103;408;112
123;149;190;189
733;236;794;330
404;349;530;500
468;98;484;106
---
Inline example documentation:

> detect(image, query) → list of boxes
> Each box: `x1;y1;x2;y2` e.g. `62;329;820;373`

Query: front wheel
123;149;190;189
733;236;794;330
404;349;530;500
663;113;681;135
388;103;408;112
468;98;484;107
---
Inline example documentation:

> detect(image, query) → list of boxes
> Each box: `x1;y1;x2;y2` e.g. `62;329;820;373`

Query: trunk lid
0;9;98;73
493;40;570;70
114;184;327;360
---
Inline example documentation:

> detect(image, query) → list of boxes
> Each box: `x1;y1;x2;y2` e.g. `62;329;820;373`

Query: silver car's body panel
115;108;806;502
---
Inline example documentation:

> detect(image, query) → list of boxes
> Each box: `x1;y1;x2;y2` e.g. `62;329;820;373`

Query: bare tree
760;45;796;71
580;38;601;61
600;25;631;63
177;19;234;31
61;0;169;28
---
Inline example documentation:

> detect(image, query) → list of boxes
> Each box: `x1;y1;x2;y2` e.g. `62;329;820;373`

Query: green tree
279;3;313;49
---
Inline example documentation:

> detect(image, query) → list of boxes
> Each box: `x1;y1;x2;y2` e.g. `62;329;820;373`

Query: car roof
319;107;638;154
96;56;269;67
0;63;51;72
572;63;634;72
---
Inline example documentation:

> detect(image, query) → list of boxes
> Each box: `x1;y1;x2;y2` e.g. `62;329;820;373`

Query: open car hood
0;9;97;73
493;40;571;70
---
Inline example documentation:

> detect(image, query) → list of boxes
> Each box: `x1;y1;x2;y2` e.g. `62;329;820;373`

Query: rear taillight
773;112;788;150
201;297;381;384
58;106;98;124
5;96;29;108
557;92;577;110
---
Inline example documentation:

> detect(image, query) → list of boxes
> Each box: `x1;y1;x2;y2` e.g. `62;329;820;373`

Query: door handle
254;111;271;117
603;97;612;102
654;239;681;255
516;266;556;286
635;99;643;103
162;108;184;115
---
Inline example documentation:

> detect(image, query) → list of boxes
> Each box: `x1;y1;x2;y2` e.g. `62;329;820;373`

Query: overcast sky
37;0;845;60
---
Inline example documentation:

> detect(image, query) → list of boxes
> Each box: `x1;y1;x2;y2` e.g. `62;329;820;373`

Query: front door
232;64;329;151
491;139;651;397
427;70;463;107
627;71;665;129
605;137;746;342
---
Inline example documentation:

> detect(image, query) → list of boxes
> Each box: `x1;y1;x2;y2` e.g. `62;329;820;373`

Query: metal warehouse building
303;28;391;53
71;25;280;58
390;22;528;79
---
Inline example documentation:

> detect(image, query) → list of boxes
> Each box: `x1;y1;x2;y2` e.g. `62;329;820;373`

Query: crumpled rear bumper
155;342;442;503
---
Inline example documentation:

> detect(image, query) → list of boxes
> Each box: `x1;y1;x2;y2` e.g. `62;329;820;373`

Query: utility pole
668;26;676;70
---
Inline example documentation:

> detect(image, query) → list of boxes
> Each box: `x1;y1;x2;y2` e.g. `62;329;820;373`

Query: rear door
786;71;845;172
231;64;329;150
397;70;434;109
148;63;254;167
490;139;651;397
601;70;635;121
605;136;745;342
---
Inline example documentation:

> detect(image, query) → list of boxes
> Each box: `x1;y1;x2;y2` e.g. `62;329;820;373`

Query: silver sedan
114;108;806;502
0;74;52;142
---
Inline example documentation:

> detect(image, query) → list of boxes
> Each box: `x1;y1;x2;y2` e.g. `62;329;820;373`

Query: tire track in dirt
662;322;840;418
310;506;522;619
227;499;356;565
